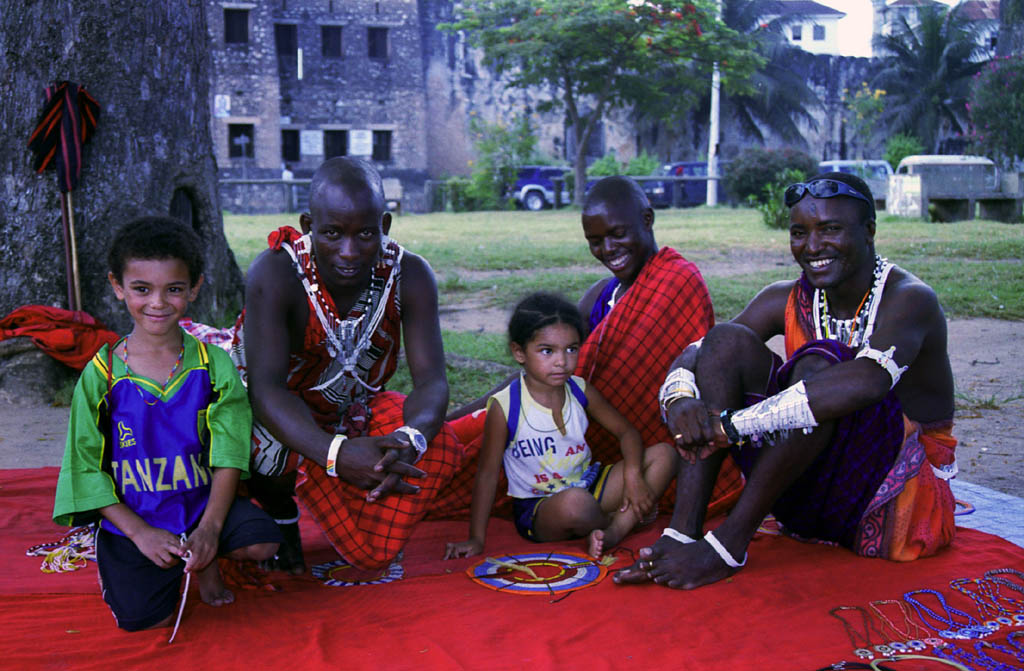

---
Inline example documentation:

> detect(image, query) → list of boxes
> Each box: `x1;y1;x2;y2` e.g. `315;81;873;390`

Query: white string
168;534;192;644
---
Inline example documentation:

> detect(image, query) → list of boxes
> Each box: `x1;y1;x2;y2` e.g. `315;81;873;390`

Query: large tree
872;3;986;153
0;0;243;336
447;0;761;205
997;0;1024;58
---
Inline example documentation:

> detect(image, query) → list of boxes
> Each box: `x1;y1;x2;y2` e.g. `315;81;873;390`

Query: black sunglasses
784;179;873;208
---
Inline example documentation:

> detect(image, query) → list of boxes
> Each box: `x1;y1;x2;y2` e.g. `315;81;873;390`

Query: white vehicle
818;159;893;209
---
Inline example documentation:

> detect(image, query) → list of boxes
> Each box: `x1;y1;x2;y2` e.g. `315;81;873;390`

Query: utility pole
706;0;722;207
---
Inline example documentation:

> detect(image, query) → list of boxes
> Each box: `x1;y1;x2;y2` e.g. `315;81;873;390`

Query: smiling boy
616;172;957;590
54;216;280;631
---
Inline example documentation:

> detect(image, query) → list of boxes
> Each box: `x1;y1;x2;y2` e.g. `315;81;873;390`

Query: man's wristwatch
395;426;427;462
326;434;347;477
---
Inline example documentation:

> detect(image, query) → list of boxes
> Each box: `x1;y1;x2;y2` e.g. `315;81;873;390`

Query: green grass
223;207;1024;406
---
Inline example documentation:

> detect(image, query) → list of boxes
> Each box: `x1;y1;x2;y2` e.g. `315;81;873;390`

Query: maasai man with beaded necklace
615;171;957;589
236;157;461;574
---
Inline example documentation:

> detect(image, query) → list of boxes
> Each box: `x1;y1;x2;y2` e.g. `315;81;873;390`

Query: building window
281;129;300;162
368;27;388;59
791;25;802;41
372;130;392;162
228;124;255;158
324;130;348;159
322;26;342;58
813;24;825;41
224;9;249;44
275;24;297;56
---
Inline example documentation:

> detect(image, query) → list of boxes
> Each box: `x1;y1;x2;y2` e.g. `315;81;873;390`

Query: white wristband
395;425;427;462
326;434;347;477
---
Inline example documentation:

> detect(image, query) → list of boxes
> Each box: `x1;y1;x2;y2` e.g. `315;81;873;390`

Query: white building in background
761;1;847;55
875;0;1000;58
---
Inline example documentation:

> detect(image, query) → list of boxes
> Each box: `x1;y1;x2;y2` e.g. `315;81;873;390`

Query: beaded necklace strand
903;589;994;640
984;569;1024;596
830;605;886;660
120;334;185;406
869;599;928;651
814;255;891;347
949;578;1024;632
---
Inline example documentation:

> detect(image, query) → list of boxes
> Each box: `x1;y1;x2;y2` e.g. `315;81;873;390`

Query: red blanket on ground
7;467;1024;670
0;305;118;370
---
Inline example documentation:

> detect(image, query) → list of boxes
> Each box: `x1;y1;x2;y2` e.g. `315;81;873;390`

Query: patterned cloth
232;226;462;570
576;247;743;517
297;391;461;569
773;273;957;560
432;247;745;519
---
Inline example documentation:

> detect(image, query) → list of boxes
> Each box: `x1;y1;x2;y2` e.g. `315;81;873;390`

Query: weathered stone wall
0;0;244;337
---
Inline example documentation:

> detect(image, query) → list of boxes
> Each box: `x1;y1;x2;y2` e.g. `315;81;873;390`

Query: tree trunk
997;0;1024;58
0;0;243;335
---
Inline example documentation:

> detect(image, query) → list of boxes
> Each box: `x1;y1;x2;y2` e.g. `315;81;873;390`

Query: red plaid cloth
296;391;462;570
576;247;743;516
430;248;744;520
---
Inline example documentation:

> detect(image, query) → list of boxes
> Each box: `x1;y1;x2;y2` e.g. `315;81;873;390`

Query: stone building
208;0;431;210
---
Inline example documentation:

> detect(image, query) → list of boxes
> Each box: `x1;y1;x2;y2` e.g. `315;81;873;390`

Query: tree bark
997;0;1024;58
0;0;243;334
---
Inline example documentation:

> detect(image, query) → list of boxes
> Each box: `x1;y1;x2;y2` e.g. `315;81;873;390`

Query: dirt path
0;319;1020;496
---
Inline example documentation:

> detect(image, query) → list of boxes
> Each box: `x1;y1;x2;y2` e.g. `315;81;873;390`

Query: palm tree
873;3;987;153
631;0;819;157
718;0;820;144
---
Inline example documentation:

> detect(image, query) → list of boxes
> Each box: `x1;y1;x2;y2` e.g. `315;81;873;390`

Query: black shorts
96;497;281;631
512;464;613;542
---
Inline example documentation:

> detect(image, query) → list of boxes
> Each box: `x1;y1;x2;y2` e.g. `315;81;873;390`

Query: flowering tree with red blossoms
445;0;761;205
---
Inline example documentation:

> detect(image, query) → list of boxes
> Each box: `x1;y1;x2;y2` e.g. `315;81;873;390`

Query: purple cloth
730;339;904;549
588;278;621;331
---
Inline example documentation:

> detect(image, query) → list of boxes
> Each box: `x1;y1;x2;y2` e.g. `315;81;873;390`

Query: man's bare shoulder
579;276;612;318
733;279;797;326
247;247;296;288
883;266;944;323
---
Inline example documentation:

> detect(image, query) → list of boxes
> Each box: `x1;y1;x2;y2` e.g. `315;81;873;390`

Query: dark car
643;161;724;208
510;166;572;210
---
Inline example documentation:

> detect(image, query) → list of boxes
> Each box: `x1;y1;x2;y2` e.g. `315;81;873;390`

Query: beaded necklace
984;568;1024;597
933;640;1021;671
830;605;886;660
813;255;892;347
949;578;1024;631
903;589;994;640
120;334;185;406
869;599;928;651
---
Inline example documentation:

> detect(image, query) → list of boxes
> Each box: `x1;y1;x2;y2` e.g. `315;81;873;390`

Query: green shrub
968;55;1024;169
624;150;660;176
883;133;924;171
725;147;817;204
748;168;806;229
587;152;622;177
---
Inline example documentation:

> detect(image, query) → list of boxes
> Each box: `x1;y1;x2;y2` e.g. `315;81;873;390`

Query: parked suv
511;166;572;210
644;161;723;208
818;159;894;210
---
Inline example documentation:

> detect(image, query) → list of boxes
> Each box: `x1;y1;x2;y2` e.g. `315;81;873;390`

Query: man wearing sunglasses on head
615;172;957;590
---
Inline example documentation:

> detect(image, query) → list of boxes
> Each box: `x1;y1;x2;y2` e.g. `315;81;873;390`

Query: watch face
412;432;427;451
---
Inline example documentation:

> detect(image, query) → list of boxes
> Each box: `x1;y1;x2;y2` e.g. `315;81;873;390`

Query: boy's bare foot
196;561;235;606
587;529;605;558
613;533;742;589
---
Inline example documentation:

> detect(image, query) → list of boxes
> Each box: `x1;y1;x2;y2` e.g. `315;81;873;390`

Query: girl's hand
444;538;484;560
621;469;655;517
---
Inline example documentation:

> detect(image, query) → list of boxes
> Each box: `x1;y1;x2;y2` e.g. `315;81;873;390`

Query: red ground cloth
5;467;1023;670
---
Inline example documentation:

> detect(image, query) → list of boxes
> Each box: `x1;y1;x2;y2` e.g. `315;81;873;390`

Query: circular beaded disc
466;551;608;596
311;559;404;587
